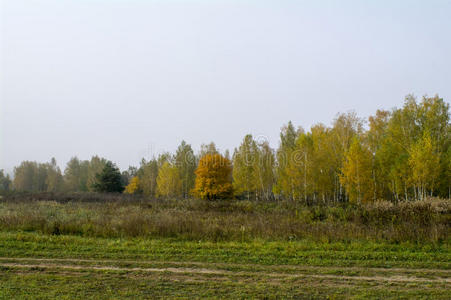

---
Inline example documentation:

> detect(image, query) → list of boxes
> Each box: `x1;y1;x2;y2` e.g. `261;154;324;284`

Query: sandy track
1;257;450;284
0;256;450;274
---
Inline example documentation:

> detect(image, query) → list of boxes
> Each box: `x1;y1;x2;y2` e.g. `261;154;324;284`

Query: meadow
0;193;450;298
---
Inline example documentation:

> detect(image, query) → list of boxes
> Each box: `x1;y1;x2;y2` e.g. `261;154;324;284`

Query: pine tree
0;170;12;192
87;156;108;192
92;161;124;193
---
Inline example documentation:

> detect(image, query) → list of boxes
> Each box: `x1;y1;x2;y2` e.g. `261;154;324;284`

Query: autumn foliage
340;137;373;203
156;162;181;198
6;95;450;203
192;154;233;200
124;176;141;194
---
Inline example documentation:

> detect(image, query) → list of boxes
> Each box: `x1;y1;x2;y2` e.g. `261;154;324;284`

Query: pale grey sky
1;0;451;173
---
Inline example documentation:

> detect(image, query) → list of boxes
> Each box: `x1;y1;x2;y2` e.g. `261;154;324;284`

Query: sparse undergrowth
0;193;449;243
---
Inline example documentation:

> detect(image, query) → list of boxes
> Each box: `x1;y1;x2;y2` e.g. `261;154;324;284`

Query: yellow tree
156;162;182;198
408;131;440;200
381;96;419;201
232;134;258;200
273;121;300;201
286;131;312;203
417;95;450;198
340;137;373;204
310;124;336;204
330;112;364;202
124;176;141;194
367;110;391;200
193;154;233;200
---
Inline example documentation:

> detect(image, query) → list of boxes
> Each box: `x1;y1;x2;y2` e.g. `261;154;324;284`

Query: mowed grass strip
0;231;449;269
0;257;450;281
1;260;450;284
0;263;450;299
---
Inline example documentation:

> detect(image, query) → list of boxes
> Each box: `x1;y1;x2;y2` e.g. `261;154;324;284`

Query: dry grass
0;192;449;243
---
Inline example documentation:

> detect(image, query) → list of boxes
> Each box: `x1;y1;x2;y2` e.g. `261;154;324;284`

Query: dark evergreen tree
0;170;11;192
92;161;124;193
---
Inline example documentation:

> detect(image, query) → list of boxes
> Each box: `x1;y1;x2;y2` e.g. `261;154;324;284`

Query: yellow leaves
232;134;258;198
156;162;181;198
340;137;374;204
408;131;440;199
193;154;233;200
124;176;140;194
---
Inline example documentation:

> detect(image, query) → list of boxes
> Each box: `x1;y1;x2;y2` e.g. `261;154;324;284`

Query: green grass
0;231;450;299
0;197;449;298
1;269;448;299
1;231;450;268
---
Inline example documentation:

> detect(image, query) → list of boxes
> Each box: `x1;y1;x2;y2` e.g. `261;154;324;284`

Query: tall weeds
0;193;449;243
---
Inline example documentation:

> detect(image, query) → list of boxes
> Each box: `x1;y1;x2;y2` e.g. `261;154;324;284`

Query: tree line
1;95;449;203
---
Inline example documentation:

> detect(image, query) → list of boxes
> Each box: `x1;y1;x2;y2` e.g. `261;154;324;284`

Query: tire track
0;256;449;274
1;259;450;284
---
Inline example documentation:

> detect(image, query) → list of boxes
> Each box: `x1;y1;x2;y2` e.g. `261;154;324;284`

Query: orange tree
192;153;233;200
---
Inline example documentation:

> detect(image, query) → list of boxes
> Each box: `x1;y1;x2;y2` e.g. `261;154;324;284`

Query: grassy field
0;195;450;298
0;231;450;299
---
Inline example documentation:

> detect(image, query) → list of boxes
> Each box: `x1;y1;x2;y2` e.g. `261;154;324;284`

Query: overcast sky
1;0;450;173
